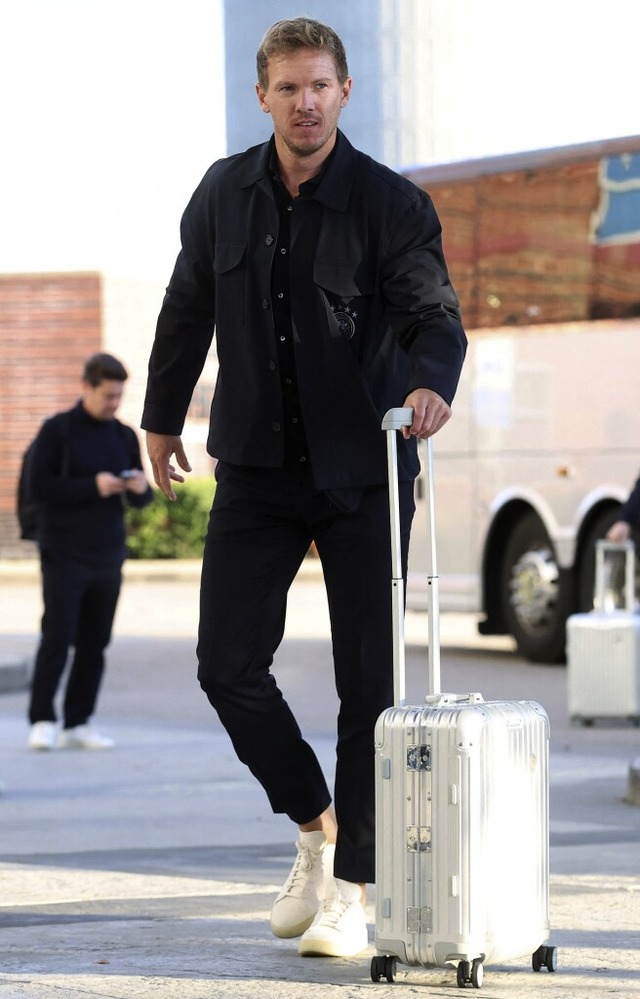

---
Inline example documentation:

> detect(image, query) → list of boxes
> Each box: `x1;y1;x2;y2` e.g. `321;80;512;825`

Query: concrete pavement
1;559;639;997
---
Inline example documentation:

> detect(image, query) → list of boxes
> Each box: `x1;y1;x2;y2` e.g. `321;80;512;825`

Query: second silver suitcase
567;540;640;725
371;409;556;989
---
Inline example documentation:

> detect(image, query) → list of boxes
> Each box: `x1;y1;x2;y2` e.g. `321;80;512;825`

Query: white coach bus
404;136;640;663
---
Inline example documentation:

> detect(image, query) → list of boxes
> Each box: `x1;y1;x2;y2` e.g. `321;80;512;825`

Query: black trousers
28;551;122;729
197;462;414;884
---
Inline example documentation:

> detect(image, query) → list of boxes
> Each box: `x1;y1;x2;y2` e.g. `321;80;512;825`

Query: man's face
256;47;351;161
81;379;124;421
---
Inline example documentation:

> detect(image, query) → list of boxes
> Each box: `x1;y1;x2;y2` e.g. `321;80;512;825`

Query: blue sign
593;153;640;245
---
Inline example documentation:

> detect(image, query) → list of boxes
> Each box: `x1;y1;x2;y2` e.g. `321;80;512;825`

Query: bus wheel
501;512;570;663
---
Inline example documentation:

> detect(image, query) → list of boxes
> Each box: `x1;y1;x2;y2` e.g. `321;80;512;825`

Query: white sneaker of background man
28;721;58;751
270;807;368;958
57;724;114;750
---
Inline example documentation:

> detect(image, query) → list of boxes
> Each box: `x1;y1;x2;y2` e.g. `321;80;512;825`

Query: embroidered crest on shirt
331;303;357;340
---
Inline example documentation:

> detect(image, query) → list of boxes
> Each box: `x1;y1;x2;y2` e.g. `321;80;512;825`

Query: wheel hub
509;547;560;633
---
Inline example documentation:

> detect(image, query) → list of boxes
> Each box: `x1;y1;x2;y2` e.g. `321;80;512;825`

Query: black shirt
269;157;312;466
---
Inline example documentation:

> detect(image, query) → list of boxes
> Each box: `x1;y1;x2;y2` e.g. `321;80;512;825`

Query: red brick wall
427;162;602;328
1;273;102;554
405;137;640;330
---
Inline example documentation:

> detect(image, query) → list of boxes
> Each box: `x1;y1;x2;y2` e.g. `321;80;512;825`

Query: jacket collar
238;129;357;212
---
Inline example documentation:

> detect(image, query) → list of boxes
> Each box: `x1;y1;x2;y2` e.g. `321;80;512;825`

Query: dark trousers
28;552;122;729
197;462;414;884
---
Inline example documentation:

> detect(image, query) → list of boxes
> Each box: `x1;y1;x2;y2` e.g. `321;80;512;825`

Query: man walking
142;18;466;958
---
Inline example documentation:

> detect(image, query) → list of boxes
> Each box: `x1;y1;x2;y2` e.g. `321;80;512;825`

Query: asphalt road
1;561;639;997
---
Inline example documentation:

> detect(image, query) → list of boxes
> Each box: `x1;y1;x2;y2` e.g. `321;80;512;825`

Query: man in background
27;352;153;751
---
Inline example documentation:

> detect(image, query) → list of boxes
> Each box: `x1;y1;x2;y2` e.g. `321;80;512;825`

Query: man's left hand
122;470;150;495
402;388;451;439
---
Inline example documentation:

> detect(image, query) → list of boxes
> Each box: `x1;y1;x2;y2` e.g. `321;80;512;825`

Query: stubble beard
283;132;330;159
280;113;340;160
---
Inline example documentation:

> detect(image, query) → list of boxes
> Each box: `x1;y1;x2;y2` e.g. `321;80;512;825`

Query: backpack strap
59;409;73;477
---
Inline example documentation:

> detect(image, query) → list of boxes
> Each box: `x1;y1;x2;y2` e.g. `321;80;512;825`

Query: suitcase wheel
532;944;558;972
370;955;397;983
456;959;483;988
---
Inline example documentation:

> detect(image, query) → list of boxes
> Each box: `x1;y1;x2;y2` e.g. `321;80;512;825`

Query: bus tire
500;512;571;664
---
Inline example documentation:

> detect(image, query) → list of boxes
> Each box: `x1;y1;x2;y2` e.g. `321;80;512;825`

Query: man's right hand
606;521;632;543
145;432;192;501
96;472;126;498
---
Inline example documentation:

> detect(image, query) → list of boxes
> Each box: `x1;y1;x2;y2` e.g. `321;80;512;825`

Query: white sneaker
28;721;58;751
298;878;369;957
58;725;114;750
270;833;334;938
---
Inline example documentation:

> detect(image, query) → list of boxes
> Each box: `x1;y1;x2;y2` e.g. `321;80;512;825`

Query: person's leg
28;553;80;725
62;563;122;732
315;479;414;885
296;479;414;957
197;464;332;823
198;463;336;938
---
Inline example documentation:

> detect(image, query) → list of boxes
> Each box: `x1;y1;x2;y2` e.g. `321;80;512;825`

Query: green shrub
125;478;215;559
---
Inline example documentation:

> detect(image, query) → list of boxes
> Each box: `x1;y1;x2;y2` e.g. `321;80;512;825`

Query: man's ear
256;82;270;114
340;76;353;108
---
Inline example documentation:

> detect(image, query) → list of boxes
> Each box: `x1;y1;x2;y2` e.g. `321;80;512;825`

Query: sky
426;0;638;168
1;0;225;285
1;0;638;286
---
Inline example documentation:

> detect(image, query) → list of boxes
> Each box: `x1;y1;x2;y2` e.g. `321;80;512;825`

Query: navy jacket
31;403;152;565
618;474;640;527
142;131;467;489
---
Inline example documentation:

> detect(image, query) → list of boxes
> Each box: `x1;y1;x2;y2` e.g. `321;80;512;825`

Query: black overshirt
142;130;467;490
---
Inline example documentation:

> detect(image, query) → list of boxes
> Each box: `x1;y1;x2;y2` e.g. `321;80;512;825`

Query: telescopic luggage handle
594;539;636;612
382;408;441;705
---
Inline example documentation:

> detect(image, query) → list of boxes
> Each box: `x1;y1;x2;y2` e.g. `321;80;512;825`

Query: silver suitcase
371;408;556;989
567;540;640;725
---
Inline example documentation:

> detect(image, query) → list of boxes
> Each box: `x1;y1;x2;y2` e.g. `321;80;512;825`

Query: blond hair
256;17;349;89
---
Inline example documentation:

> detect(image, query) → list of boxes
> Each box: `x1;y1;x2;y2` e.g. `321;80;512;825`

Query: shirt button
284;377;292;385
279;335;286;341
299;455;307;462
292;417;298;424
268;360;277;371
280;248;287;255
277;292;284;299
262;299;270;310
265;235;274;245
287;205;293;212
271;422;281;432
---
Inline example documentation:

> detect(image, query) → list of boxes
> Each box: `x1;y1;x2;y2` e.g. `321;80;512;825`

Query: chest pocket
313;261;375;343
215;242;246;273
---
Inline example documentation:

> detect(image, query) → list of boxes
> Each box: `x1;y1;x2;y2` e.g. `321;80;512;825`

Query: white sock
336;879;364;904
298;830;327;850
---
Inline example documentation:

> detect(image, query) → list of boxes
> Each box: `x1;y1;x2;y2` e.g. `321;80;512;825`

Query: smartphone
120;470;136;480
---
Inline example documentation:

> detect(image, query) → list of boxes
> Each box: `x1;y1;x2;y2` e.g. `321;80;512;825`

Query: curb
0;556;325;585
0;656;30;694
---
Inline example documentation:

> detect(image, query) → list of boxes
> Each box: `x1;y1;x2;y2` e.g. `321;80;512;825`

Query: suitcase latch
407;744;431;770
407;825;431;852
407;906;432;934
